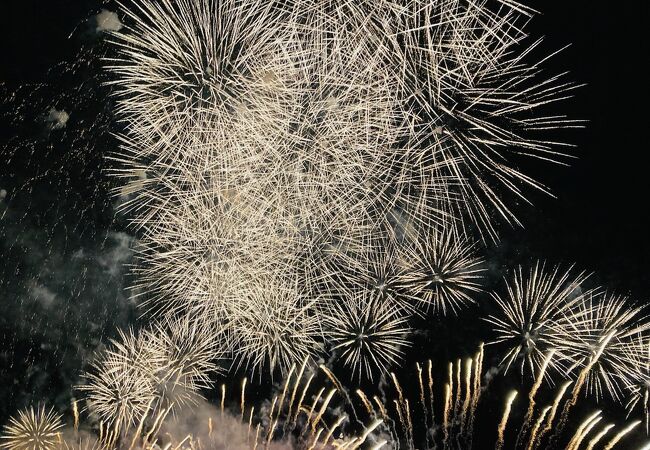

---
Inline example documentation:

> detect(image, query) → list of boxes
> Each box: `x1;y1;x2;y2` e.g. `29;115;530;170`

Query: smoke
94;10;123;33
28;282;58;309
97;231;134;277
0;23;142;421
45;107;69;130
53;400;295;449
155;398;294;450
0;196;137;419
483;365;501;387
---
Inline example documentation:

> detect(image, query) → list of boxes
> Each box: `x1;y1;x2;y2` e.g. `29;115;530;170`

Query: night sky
0;0;649;446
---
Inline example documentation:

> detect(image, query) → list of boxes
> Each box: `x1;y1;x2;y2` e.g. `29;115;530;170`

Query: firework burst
484;262;592;379
398;229;485;316
556;293;650;402
143;314;223;410
80;330;157;432
324;291;411;380
80;315;223;431
0;406;63;450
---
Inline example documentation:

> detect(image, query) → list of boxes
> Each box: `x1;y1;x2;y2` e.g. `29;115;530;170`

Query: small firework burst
398;230;485;316
324;291;411;380
80;330;157;432
0;406;63;450
484;262;592;379
555;293;650;402
319;235;411;309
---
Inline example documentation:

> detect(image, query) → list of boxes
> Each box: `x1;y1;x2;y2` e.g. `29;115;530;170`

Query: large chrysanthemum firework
105;0;580;376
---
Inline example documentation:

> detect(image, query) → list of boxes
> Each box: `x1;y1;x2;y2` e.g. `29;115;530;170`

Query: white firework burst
0;406;63;450
484;262;592;379
323;291;411;380
80;330;157;432
143;314;224;411
555;293;650;402
81;315;223;429
398;230;485;316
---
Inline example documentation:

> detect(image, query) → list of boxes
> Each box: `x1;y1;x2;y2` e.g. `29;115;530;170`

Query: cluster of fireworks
109;0;575;378
109;0;517;378
2;0;649;448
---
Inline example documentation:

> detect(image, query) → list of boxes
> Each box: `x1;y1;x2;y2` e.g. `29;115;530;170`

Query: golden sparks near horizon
3;347;648;449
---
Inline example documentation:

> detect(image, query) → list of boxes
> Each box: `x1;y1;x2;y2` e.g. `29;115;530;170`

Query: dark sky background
0;0;649;446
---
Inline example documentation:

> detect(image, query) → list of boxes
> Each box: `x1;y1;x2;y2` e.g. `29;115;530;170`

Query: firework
398;229;485;316
102;0;583;376
555;292;650;402
623;334;650;433
484;262;592;379
323;291;411;380
6;0;650;449
80;315;224;433
6;344;646;450
370;346;644;450
142;314;223;410
318;236;408;308
80;330;158;433
0;406;63;450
